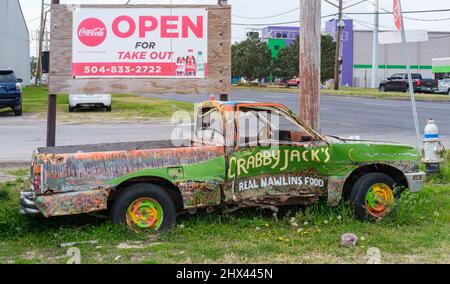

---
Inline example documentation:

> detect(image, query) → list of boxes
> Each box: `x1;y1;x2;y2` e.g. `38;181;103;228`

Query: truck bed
37;140;184;155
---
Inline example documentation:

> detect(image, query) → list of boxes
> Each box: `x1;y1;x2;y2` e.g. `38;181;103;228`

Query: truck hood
325;136;420;163
0;82;17;92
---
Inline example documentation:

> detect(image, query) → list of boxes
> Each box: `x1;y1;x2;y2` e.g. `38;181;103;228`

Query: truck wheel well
342;164;408;200
110;177;184;211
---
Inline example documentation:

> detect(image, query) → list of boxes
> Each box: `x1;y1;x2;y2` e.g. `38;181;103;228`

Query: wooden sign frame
49;4;231;95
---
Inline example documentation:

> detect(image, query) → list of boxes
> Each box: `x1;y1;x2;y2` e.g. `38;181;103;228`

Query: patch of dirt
0;168;19;183
116;241;163;250
0;164;28;183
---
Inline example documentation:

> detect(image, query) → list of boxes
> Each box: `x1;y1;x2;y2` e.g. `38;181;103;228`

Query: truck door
398;74;408;91
186;105;227;207
226;104;330;205
387;74;400;91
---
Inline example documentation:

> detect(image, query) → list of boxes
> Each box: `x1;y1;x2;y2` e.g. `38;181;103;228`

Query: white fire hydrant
422;119;445;174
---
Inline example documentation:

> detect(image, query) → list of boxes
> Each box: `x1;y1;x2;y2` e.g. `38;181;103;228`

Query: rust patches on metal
326;176;346;206
35;144;225;194
35;188;111;217
178;180;222;208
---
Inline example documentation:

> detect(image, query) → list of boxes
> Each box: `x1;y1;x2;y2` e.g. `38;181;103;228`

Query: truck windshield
406;74;422;80
195;107;224;145
0;71;15;82
238;107;315;146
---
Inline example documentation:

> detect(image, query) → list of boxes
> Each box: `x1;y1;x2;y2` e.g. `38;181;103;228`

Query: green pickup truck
20;100;425;231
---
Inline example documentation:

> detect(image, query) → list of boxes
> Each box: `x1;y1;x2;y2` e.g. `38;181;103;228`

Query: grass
234;85;450;101
0;153;448;264
0;86;194;122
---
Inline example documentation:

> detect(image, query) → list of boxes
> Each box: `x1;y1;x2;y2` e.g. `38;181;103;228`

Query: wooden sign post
46;2;231;146
47;0;59;147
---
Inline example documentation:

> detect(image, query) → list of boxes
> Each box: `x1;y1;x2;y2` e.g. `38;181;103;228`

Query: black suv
0;70;22;116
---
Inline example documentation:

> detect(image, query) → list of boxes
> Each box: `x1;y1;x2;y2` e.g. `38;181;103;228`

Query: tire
350;173;400;221
447;89;450;96
105;106;112;112
13;105;22;116
111;183;176;231
379;85;386;92
69;106;75;112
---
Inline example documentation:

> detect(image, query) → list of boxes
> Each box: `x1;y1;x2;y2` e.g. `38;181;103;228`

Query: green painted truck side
22;100;424;218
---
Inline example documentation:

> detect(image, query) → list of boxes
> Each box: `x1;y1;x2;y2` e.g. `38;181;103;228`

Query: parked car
286;77;300;88
0;69;22;116
20;99;425;231
436;78;450;95
379;73;438;93
69;94;112;112
231;76;241;85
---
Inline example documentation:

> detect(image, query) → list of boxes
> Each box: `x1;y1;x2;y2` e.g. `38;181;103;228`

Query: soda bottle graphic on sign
185;49;197;77
197;51;205;78
176;56;186;77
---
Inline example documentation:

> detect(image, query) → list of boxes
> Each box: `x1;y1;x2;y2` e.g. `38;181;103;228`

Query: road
0;116;173;163
144;89;450;145
0;89;448;163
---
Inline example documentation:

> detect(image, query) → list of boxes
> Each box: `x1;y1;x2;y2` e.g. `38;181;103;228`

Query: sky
19;0;450;56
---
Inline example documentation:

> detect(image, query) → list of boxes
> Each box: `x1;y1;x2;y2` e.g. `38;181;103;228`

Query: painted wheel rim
126;198;163;229
365;183;394;219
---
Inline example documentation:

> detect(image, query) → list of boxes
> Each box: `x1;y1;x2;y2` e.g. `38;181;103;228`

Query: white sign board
378;30;428;45
72;8;208;78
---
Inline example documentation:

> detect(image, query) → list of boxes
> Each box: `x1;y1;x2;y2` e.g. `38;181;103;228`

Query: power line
342;0;367;10
363;0;450;22
343;8;450;15
232;6;450;27
27;16;41;23
232;20;299;26
232;13;337;26
343;15;394;29
233;7;299;20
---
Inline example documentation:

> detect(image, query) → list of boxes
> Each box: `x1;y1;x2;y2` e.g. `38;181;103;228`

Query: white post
371;0;379;89
399;0;421;151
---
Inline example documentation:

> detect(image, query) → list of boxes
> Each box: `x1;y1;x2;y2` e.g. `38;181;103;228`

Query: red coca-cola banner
72;8;208;79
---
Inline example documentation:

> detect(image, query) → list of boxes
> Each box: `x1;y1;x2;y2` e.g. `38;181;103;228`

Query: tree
272;35;336;83
232;34;272;82
320;34;336;82
30;56;37;78
272;37;299;82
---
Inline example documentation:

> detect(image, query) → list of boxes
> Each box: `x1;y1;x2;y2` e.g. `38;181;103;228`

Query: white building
0;0;30;83
352;30;450;88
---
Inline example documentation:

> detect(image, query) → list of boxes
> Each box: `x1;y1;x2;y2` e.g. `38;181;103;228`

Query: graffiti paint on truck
21;100;424;227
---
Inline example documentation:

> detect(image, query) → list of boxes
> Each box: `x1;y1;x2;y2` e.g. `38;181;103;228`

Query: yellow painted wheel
126;197;164;230
365;183;394;219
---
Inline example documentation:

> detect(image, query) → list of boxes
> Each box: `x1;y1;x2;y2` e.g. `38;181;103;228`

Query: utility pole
35;0;45;86
218;0;229;101
333;0;343;90
299;0;321;131
44;27;49;51
371;0;379;89
47;0;59;147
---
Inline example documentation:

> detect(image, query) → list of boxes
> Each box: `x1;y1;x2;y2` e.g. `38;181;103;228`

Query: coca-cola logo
77;18;107;47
